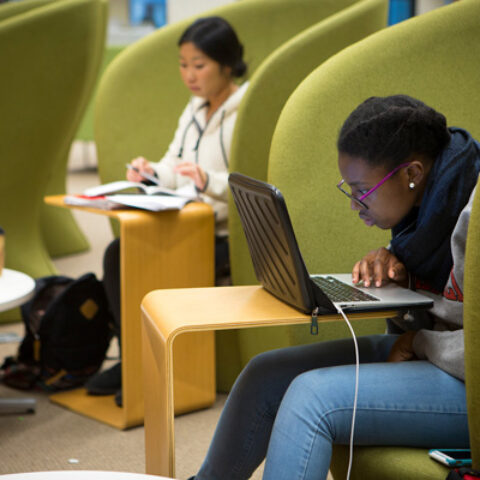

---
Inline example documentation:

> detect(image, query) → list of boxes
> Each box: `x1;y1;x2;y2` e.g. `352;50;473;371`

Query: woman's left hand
388;331;417;362
174;162;207;191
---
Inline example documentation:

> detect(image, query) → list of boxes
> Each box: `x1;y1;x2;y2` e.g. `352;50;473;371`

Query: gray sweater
391;185;476;381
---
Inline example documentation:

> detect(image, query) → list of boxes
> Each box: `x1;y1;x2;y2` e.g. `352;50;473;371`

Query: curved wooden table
141;285;395;478
45;195;216;429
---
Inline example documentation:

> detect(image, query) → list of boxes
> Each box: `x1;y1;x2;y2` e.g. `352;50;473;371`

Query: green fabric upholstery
94;0;366;211
0;0;107;320
261;0;480;477
39;0;108;258
332;447;449;479
76;46;124;142
217;0;389;391
464;178;480;469
0;0;54;21
229;0;389;286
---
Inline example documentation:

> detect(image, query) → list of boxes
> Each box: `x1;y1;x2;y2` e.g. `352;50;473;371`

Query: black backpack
1;273;113;391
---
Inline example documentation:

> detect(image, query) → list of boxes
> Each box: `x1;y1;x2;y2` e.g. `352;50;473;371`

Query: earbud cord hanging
335;304;360;480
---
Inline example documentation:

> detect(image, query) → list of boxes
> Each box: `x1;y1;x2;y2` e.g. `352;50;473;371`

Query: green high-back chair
217;0;389;390
0;0;106;260
0;0;107;320
39;0;108;259
94;0;368;195
265;0;480;477
464;179;480;472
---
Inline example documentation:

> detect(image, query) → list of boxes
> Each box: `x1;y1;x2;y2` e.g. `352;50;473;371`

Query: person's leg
103;237;121;339
263;360;468;480
194;334;398;480
214;236;230;285
85;238;122;396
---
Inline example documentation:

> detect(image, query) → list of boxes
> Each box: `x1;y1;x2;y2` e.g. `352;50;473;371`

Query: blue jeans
194;335;468;480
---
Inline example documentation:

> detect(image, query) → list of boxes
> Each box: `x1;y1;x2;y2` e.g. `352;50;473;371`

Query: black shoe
114;389;122;407
85;362;121;395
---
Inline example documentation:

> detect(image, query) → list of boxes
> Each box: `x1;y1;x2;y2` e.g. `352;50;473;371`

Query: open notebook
228;173;433;324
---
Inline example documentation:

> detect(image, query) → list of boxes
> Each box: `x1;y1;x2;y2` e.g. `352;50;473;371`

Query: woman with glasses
189;95;480;480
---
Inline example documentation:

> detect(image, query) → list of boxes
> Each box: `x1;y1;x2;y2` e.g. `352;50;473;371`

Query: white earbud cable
335;304;360;480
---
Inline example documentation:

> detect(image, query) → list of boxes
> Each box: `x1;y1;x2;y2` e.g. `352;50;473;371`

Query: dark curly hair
337;95;451;170
178;16;247;78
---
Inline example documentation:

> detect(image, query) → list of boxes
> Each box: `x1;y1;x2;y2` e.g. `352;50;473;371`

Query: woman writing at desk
188;95;480;479
85;16;248;404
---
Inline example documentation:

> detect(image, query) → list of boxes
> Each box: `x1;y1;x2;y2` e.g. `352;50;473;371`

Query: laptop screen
229;172;325;313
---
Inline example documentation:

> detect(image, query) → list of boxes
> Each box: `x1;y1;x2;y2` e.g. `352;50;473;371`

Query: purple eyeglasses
337;162;411;209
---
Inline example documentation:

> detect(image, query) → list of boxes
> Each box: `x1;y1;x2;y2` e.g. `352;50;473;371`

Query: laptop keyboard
312;276;380;303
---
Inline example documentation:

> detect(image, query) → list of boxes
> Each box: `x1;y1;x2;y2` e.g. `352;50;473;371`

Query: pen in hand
125;163;160;186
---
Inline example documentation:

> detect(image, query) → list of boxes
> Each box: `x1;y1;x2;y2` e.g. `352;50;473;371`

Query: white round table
0;268;35;312
0;472;174;479
0;268;36;414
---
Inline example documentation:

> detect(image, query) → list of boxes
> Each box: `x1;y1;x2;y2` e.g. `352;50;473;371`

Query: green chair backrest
228;0;389;286
94;0;366;191
270;0;480;301
216;0;389;391
0;0;53;21
39;0;107;259
464;181;480;468
76;45;124;142
0;0;107;284
0;0;94;260
271;0;480;477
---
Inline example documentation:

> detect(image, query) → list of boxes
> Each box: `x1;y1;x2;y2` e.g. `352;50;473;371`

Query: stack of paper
65;181;199;211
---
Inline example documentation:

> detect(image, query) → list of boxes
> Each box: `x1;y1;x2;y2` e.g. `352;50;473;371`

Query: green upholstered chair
39;0;108;258
94;0;370;195
0;0;107;320
0;0;102;259
463;179;480;474
261;0;480;477
217;0;389;390
92;0;389;389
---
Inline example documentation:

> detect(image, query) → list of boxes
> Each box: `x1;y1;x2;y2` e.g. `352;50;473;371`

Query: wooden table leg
142;310;176;477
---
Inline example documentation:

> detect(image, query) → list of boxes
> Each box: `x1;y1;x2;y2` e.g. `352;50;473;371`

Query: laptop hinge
310;307;319;335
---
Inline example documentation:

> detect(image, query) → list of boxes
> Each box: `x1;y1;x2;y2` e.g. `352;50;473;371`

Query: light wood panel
46;195;216;429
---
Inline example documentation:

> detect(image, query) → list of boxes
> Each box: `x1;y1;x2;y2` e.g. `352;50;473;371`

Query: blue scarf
390;128;480;292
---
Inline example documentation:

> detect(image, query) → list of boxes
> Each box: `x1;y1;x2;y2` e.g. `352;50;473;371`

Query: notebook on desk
228;173;433;320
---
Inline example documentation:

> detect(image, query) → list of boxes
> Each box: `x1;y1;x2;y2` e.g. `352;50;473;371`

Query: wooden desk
141;285;395;478
45;195;216;429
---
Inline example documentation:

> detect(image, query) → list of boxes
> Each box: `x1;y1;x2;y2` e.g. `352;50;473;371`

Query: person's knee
279;368;354;437
237;350;280;389
230;349;290;415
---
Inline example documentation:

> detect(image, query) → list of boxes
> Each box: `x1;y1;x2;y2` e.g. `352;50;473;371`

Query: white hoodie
151;82;249;236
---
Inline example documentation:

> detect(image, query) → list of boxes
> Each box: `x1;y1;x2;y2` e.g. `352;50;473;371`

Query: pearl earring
409;182;415;190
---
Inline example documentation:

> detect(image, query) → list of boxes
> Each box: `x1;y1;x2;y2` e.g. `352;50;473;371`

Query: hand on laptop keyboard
352;247;408;288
